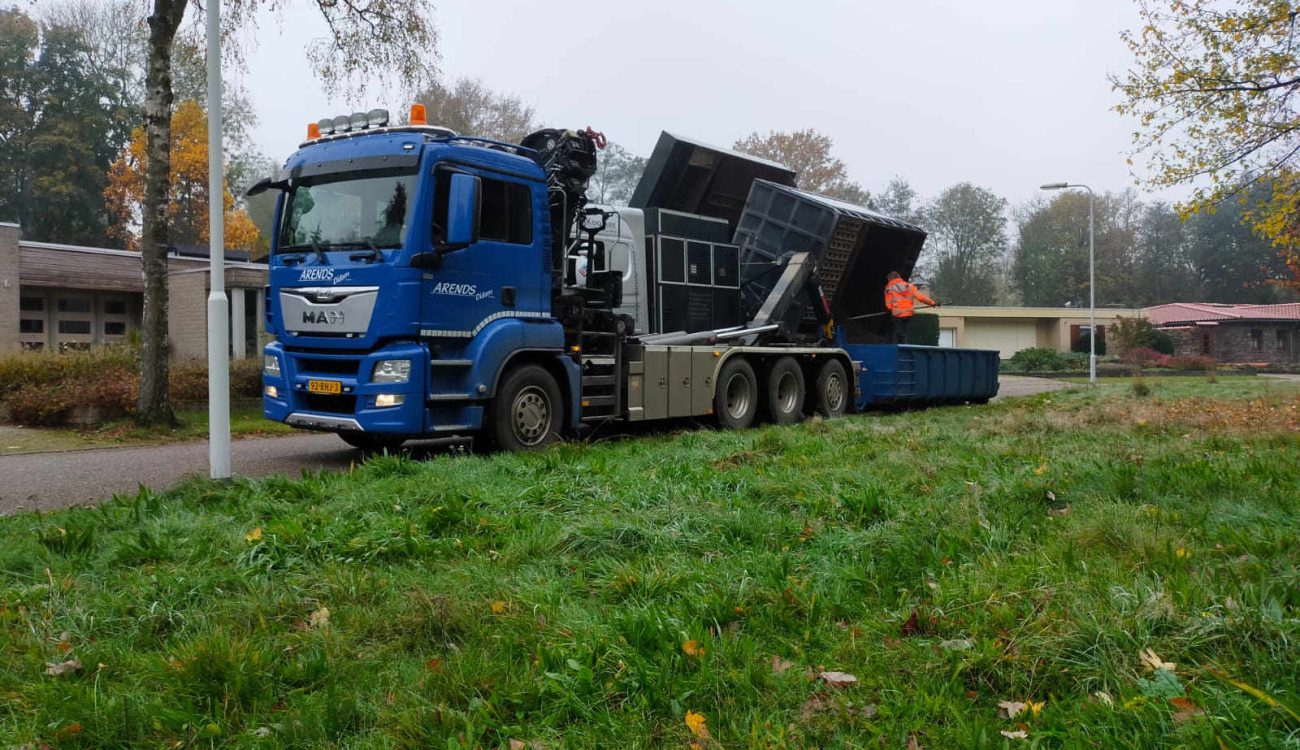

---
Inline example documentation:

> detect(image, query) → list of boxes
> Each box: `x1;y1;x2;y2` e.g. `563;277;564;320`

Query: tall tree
733;128;870;205
0;8;125;245
869;176;921;224
1115;0;1300;288
922;183;1007;305
1184;181;1296;303
1012;193;1094;307
105;99;260;251
131;0;438;426
588;142;645;206
408;77;536;142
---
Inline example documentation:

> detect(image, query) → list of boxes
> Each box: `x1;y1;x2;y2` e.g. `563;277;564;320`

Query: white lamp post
207;0;231;478
1040;182;1096;385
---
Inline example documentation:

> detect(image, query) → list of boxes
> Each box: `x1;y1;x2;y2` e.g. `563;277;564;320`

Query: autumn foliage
105;99;259;251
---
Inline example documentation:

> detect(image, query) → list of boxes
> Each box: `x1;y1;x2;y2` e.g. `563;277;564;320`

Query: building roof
936;305;1141;319
1145;302;1300;326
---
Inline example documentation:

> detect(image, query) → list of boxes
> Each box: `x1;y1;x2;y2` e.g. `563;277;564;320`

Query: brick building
0;222;266;360
1146;303;1300;365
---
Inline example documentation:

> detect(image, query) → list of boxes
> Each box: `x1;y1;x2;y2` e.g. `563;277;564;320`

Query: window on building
104;321;126;336
20;296;44;312
1250;329;1263;351
58;320;91;335
19;319;44;334
1201;332;1212;354
1278;330;1289;351
104;300;127;315
57;297;92;314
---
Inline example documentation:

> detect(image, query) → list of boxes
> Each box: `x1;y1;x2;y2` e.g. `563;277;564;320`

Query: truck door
423;168;543;336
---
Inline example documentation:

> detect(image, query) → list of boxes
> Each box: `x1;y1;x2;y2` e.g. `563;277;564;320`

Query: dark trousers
890;315;910;344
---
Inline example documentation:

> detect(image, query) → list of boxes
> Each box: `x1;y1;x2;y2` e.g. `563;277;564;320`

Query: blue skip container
845;344;1000;409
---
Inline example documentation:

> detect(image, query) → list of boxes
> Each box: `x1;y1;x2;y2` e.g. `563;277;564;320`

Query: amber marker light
307;122;321;139
410;103;428;125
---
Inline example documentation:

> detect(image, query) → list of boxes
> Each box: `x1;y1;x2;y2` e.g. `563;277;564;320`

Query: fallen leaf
423;657;442;671
44;659;82;677
1000;729;1029;739
940;638;973;651
1094;691;1115;707
770;655;795;673
859;703;879;718
490;600;507;615
509;740;526;750
683;640;705;658
997;700;1027;718
1046;490;1056;502
799;694;832;720
907;733;923;750
309;607;330;628
901;609;921;636
59;722;83;737
245;527;262;543
1170;696;1203;724
1048;505;1071;517
1027;699;1045;716
253;727;272;738
1140;648;1176;673
685;710;710;740
1034;463;1048;476
819;671;858;687
57;631;72;653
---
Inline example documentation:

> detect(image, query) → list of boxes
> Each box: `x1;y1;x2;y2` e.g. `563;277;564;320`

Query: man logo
303;310;345;325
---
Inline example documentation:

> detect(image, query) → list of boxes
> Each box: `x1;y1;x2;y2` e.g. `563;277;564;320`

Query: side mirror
443;173;481;250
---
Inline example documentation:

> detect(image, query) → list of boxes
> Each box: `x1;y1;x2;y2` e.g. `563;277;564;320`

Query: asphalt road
0;376;1069;516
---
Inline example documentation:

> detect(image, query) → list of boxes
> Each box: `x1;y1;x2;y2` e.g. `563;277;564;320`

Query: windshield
278;169;418;253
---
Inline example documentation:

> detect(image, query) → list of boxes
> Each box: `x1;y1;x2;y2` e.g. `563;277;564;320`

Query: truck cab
260;114;577;450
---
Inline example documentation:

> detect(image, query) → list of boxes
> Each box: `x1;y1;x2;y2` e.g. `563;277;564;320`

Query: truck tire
488;364;563;451
812;359;849;418
764;357;806;425
338;432;406;453
714;358;758;430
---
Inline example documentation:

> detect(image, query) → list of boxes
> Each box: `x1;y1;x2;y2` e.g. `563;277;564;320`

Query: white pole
206;0;231;479
1086;187;1096;385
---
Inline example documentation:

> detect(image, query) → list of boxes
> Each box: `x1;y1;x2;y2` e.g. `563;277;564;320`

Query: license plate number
307;379;342;395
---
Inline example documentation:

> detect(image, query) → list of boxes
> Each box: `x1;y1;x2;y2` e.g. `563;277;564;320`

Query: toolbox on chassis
257;109;997;451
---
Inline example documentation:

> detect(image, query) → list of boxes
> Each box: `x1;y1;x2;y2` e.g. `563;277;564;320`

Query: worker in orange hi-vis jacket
883;271;938;344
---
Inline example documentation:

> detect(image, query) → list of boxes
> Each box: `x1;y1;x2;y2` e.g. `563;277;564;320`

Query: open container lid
629;132;798;230
734;180;928;342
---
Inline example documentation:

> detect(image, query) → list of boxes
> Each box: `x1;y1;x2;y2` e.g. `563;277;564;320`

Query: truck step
581;375;618;387
427;393;472;402
430;359;473;367
580;395;617;407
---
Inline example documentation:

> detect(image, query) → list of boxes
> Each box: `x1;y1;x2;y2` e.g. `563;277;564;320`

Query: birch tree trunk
136;0;185;426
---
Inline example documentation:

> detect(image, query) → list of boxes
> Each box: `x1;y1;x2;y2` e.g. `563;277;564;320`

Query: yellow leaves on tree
1114;0;1300;289
105;99;260;252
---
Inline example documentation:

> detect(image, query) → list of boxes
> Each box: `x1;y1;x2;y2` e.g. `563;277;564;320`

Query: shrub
1109;316;1160;355
1122;348;1170;368
1007;347;1071;372
1166;355;1216;371
1151;331;1175;355
2;349;266;427
1073;329;1107;356
1131;378;1152;397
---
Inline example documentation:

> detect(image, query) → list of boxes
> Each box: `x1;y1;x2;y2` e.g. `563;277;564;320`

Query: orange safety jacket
884;278;935;318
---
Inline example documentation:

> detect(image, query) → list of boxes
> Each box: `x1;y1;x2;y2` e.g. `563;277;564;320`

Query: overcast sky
233;0;1160;208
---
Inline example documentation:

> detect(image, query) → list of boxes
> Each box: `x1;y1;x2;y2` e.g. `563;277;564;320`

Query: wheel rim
775;370;800;413
824;371;845;412
512;385;551;446
724;372;751;419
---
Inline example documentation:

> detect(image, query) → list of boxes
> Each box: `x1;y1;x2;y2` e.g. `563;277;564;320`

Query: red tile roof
1145;303;1300;326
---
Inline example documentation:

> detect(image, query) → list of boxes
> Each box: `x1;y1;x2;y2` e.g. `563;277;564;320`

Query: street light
1040;182;1096;385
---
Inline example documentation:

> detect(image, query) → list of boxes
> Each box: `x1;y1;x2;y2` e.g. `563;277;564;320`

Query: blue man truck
255;108;998;452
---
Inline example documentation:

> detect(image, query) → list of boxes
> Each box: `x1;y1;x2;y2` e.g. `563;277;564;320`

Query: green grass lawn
0;405;294;455
1;381;1297;748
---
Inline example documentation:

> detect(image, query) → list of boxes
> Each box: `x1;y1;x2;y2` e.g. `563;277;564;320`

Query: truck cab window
433;172;532;246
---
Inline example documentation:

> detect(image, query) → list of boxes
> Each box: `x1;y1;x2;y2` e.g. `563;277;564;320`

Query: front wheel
338;432;406;453
487;364;563;451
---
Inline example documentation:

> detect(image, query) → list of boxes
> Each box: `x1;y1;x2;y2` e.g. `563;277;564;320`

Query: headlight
372;359;411;384
374;394;405;408
264;354;281;376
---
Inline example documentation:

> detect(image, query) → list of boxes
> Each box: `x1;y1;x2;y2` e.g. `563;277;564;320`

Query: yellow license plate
307;379;342;395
